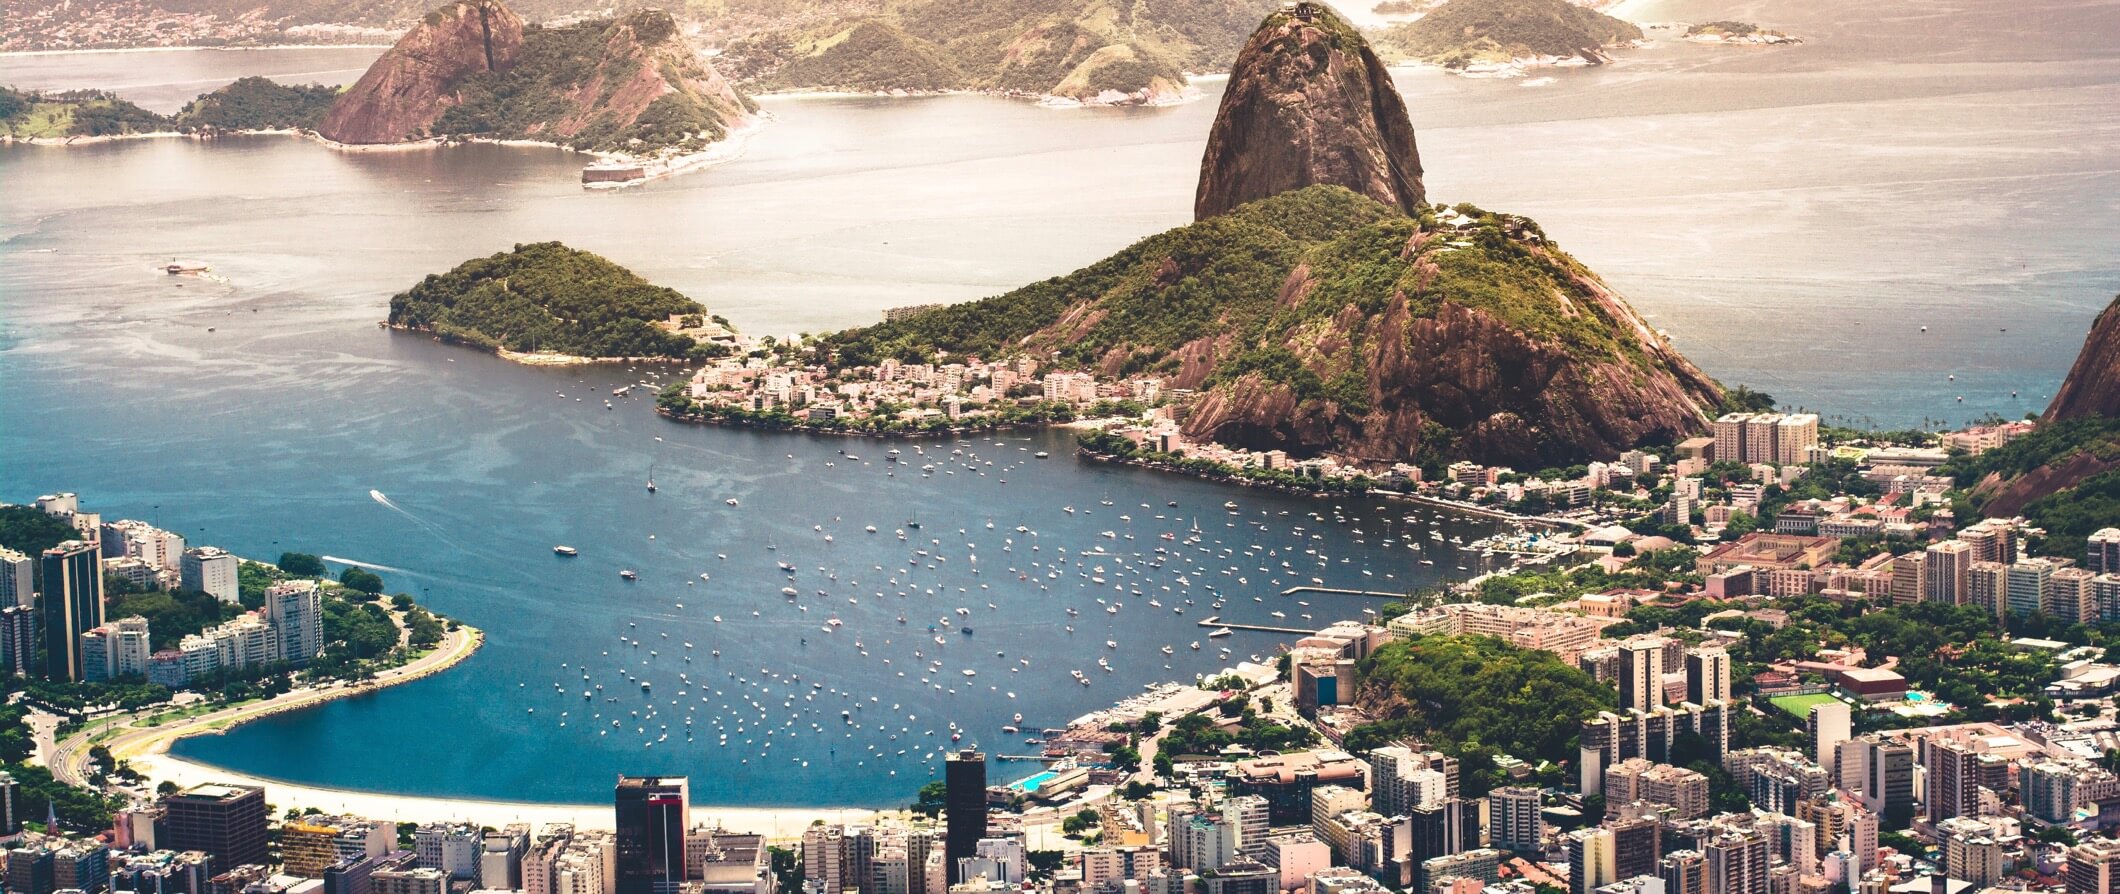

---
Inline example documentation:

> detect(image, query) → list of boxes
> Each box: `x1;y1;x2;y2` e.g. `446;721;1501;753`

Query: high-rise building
179;547;239;604
1845;738;1914;828
1367;747;1446;819
945;750;986;883
1889;553;1925;606
613;776;688;894
1925;737;2008;825
1743;414;1785;465
1774;414;1819;466
0;772;17;836
2089;529;2120;574
1844;807;1879;878
414;824;481;880
1924;541;1973;604
1703;829;1768;894
40;540;103;680
0;548;32;609
1564;826;1616;894
2067;836;2120;894
1616;638;1665;714
1808;702;1851;770
1171;808;1239;873
1968;561;2011;620
1683;647;1730;706
160;784;268;869
0;606;31;677
480;825;530;891
264;580;325;663
1711;414;1752;463
1488;788;1542;853
2009;558;2057;618
1658;850;1706;894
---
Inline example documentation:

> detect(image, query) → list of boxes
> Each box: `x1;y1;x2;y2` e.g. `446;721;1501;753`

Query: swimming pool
1013;770;1059;792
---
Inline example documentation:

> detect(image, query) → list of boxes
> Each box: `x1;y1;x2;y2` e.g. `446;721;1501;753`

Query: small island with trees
385;241;737;364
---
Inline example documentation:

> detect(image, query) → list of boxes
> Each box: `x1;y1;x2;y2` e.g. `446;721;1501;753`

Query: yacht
553;545;578;556
619;569;638;580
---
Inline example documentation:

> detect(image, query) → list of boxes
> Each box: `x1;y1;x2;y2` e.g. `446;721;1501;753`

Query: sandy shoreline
130;751;894;838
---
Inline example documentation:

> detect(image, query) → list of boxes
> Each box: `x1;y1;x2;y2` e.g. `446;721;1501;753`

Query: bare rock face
318;0;523;144
2046;294;2120;421
1195;3;1424;220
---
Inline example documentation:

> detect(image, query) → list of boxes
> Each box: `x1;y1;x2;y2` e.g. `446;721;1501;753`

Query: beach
131;751;893;838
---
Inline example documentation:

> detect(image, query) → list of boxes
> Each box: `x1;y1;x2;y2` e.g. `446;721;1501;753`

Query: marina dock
1196;615;1314;635
1278;585;1406;599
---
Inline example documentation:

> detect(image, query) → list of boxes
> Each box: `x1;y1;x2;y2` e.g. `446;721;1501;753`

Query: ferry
553;545;579;556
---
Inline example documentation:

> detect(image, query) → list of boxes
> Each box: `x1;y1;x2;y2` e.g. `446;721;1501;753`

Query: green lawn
1;102;78;139
1769;692;1844;719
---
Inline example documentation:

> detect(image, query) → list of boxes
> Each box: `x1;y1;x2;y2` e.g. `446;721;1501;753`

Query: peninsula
1377;0;1644;71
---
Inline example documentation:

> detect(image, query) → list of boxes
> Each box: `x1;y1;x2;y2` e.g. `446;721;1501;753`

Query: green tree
340;568;384;594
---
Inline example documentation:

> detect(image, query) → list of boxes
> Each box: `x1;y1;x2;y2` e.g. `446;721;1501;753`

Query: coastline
55;623;484;794
0;44;391;58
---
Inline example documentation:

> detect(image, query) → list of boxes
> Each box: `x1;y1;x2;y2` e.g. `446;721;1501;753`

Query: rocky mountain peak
1194;2;1425;220
318;0;524;145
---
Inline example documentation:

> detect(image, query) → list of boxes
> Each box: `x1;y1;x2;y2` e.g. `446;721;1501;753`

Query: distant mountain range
714;0;1283;103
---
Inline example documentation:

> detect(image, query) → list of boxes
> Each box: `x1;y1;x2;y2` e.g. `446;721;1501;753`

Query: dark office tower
161;784;268;869
614;776;689;894
945;750;987;883
40;541;102;681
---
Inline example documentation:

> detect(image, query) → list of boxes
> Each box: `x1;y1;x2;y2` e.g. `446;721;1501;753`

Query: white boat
1208;627;1233;638
553;545;578;556
619;569;638;580
726;498;740;506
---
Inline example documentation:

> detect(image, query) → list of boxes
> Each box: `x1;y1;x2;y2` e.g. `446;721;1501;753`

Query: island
1684;20;1803;45
385;241;736;364
1376;0;1645;74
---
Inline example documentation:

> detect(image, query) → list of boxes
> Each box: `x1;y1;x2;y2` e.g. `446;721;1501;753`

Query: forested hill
387;242;730;360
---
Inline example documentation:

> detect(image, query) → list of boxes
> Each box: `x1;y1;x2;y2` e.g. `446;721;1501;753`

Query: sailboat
646;464;658;493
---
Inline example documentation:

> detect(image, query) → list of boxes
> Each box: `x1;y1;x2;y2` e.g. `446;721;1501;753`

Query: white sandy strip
131;751;896;839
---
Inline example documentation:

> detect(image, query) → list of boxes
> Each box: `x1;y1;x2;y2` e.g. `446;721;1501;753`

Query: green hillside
175;77;340;131
0;87;169;139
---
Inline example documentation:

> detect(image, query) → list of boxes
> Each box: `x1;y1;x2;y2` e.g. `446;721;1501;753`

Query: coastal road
50;623;482;789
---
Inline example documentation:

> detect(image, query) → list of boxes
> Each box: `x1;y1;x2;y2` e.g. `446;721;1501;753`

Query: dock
1278;585;1406;599
1196;615;1313;635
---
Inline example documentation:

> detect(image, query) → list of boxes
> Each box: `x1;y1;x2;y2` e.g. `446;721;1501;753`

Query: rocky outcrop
1195;3;1423;220
318;0;523;144
2046;294;2120;421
